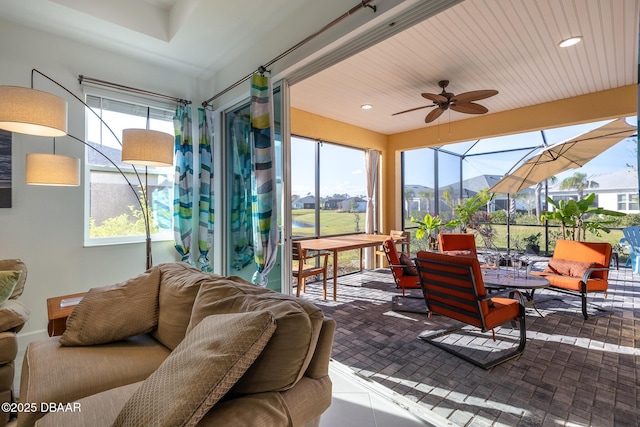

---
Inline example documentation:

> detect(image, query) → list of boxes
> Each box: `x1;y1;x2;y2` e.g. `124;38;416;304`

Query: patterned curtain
230;114;254;271
197;108;215;271
249;73;278;287
173;104;193;263
364;149;380;268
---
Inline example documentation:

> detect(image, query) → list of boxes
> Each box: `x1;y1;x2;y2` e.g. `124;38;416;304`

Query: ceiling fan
392;80;498;123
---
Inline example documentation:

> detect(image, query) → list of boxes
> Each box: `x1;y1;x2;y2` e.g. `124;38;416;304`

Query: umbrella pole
507;193;511;254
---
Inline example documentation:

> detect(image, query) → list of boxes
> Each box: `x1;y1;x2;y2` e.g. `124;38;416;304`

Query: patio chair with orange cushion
437;233;478;257
382;237;424;312
529;239;612;319
414;250;526;369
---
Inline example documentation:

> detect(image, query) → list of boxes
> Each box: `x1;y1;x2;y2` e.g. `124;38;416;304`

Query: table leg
333;250;338;301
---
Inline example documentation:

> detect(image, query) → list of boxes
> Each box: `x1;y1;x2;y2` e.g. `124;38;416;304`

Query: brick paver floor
299;267;640;427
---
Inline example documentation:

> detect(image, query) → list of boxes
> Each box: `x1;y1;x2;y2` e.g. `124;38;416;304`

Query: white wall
0;19;201;344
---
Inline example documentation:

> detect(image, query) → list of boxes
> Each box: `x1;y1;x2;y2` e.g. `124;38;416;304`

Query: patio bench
530;239;612;320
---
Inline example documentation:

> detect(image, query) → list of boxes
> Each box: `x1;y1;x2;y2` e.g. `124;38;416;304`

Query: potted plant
410;213;460;251
522;232;541;255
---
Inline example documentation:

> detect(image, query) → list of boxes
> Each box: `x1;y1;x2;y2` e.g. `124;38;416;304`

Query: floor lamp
0;69;174;269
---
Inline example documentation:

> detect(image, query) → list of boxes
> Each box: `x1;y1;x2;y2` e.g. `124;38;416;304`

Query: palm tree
418;189;434;212
559;172;599;200
403;188;415;219
534;176;557;224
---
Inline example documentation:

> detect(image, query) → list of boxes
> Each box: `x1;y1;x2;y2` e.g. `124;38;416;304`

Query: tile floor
323;360;447;427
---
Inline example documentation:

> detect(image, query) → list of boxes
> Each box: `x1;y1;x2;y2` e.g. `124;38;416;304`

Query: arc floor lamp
0;69;174;269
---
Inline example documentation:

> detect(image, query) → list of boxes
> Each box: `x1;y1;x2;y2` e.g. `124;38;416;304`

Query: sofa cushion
0;299;30;333
19;334;170;427
152;263;225;350
0;270;20;305
197;391;292;427
34;381;142;427
114;311;277;427
187;287;324;395
60;267;161;346
0;332;17;364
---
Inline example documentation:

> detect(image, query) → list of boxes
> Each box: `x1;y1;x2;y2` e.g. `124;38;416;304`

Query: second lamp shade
121;129;174;167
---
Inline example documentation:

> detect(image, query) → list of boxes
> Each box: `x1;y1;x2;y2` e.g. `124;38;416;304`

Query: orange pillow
568;261;600;278
544;258;600;278
544;258;572;276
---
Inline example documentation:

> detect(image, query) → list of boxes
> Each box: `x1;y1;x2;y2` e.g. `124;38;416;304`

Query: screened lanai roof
434;116;638;190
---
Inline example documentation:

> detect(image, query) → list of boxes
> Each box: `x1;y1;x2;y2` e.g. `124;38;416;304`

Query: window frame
82;89;175;247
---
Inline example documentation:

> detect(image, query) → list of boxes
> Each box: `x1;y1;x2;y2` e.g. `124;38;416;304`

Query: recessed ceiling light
558;36;582;48
361;104;373;110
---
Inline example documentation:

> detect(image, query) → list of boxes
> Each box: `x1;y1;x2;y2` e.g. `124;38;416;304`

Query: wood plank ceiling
290;0;639;136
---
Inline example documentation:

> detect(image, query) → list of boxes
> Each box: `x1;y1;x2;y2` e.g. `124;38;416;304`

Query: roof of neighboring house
461;174;503;192
548;168;638;191
293;196;316;204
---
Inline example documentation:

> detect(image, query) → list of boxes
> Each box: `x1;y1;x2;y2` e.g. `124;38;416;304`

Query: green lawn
292;209;629;272
292;209;364;237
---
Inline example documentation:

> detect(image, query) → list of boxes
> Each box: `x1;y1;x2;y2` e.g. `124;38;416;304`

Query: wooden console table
46;292;86;337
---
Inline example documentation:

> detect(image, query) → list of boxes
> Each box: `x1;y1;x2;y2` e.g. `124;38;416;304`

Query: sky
291;136;367;198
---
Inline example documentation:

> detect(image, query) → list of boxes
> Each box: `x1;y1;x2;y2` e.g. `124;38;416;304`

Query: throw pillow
186;289;324;395
60;266;161;346
568;261;600;278
113;311;277;427
543;258;573;276
399;253;417;276
0;271;20;305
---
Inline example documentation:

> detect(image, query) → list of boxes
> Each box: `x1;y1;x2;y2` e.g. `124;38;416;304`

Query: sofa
18;263;335;427
0;259;30;427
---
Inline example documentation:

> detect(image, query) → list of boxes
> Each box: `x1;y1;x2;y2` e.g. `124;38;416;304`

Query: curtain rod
78;75;191;105
202;0;377;107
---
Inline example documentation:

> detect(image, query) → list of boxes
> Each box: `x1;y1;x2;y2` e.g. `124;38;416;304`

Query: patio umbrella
489;118;637;194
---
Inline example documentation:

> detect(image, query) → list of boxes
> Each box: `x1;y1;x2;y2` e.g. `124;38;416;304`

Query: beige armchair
0;259;30;426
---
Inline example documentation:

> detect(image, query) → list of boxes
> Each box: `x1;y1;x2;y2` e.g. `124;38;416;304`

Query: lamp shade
26;153;80;186
0;86;68;137
121;129;174;167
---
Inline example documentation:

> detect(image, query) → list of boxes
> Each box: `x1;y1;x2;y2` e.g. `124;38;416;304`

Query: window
85;94;174;245
618;193;638;211
291;136;367;237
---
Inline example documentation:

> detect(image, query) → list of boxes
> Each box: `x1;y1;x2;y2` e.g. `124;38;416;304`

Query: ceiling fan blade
421;92;448;103
451;89;498;103
391;105;434;116
450;102;489;114
425;107;444;123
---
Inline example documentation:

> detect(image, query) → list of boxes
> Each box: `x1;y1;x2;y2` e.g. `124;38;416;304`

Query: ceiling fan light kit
392;80;498;123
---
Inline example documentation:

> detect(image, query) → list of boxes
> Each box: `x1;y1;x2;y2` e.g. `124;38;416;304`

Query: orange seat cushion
484;297;520;329
532;272;608;292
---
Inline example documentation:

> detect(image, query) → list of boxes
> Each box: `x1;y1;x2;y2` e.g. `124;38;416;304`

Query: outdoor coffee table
482;268;550;316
